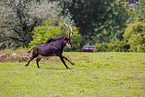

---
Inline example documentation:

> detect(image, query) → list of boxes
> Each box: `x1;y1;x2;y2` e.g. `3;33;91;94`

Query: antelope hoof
25;64;28;66
71;63;74;65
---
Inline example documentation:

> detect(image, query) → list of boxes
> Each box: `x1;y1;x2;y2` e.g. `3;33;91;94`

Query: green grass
0;52;145;97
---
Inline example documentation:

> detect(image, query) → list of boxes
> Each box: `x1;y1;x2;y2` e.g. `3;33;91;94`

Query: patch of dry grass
0;49;30;62
0;49;64;62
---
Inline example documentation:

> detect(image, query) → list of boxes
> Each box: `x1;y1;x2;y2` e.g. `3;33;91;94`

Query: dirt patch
0;49;61;62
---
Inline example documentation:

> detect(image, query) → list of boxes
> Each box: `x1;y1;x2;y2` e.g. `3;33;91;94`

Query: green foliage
95;42;110;52
96;0;132;42
61;0;114;41
29;19;82;51
124;22;145;52
103;0;131;42
128;0;145;23
95;39;129;52
61;0;132;44
0;0;72;48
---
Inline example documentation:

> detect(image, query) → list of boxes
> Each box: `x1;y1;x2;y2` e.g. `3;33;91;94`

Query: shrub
29;19;82;51
95;42;110;52
95;40;129;52
123;22;145;52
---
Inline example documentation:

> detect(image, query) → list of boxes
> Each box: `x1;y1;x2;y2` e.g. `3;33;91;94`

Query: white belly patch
38;55;53;59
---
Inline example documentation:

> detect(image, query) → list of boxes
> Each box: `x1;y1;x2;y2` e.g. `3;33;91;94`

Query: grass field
0;52;145;97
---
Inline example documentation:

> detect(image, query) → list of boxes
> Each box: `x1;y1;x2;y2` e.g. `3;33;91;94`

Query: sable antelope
25;23;74;69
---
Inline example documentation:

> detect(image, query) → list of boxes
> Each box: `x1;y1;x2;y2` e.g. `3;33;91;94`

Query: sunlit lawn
0;52;145;97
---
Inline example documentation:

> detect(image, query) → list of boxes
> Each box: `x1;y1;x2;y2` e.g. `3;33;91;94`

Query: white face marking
66;42;71;48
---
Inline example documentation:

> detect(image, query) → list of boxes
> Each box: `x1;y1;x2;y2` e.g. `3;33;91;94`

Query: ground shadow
44;67;73;70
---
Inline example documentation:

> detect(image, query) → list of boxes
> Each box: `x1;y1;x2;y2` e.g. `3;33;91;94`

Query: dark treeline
0;0;144;52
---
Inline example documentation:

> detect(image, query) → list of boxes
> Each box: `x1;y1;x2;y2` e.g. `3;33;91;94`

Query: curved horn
64;23;70;37
68;25;73;38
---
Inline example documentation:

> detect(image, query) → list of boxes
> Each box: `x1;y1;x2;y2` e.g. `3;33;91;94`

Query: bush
29;19;82;51
95;40;129;52
123;22;145;52
95;42;110;52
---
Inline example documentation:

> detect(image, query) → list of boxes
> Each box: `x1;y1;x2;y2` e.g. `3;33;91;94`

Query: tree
60;0;132;44
128;0;145;23
61;0;114;41
96;0;132;43
0;0;72;49
0;0;37;48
